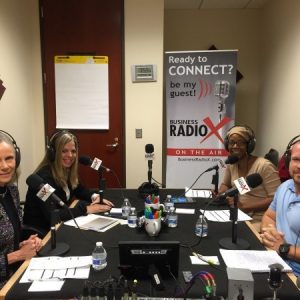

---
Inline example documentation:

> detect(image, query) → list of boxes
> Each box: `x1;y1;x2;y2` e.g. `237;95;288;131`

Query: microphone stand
38;209;70;256
138;159;159;197
219;194;250;250
98;168;106;204
211;165;219;194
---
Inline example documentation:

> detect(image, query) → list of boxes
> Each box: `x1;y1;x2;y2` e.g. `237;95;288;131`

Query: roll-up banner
165;50;237;189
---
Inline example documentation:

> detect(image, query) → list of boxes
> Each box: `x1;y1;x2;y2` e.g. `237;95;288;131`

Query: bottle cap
96;241;103;247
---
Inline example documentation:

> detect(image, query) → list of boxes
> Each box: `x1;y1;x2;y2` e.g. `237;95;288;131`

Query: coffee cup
144;217;161;237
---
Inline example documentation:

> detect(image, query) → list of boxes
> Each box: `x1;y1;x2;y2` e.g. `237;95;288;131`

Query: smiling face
60;141;77;168
0;141;16;186
227;133;248;159
289;142;300;190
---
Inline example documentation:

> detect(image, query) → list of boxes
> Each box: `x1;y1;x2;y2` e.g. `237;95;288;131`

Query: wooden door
39;0;124;188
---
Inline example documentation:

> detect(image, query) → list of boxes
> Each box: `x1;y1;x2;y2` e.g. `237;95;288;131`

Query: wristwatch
279;243;291;259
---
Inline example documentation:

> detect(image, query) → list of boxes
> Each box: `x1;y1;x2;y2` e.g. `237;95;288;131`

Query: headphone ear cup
247;137;256;154
15;146;21;168
224;135;229;151
47;145;56;162
284;149;291;170
0;130;21;168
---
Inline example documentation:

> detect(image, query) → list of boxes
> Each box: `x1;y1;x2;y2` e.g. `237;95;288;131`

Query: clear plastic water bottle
167;206;178;228
121;198;131;218
92;241;107;270
164;194;174;213
127;207;137;228
195;215;208;237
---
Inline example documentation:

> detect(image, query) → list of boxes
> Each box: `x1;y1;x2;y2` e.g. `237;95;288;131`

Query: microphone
145;144;154;184
215;173;263;202
206;154;238;173
225;154;239;164
26;173;66;207
138;144;159;197
79;155;110;172
26;173;70;256
268;263;283;290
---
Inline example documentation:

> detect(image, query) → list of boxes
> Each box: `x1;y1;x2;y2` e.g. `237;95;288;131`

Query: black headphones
47;130;77;162
284;135;300;170
224;125;256;154
0;130;21;168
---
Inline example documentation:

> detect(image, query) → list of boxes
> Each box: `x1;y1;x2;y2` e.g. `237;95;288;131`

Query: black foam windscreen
225;154;239;164
26;173;44;190
79;155;92;166
145;144;154;153
246;173;263;189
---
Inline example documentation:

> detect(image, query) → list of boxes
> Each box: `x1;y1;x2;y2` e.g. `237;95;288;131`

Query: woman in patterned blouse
0;131;42;288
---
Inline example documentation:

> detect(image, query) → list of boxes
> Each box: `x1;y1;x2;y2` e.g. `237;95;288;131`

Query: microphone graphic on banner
214;80;231;148
26;173;70;256
138;144;159;197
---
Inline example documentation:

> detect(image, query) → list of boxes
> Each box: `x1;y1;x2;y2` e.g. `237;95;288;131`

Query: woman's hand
91;194;114;207
86;203;112;214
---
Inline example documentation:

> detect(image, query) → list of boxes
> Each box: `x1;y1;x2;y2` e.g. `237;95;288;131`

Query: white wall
257;0;300;156
0;0;44;199
124;0;164;188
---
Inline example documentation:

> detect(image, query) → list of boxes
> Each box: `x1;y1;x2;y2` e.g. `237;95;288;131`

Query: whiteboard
54;56;109;129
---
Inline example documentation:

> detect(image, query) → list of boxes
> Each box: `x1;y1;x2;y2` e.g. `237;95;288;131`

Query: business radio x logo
200;116;232;144
36;184;54;201
237;177;250;193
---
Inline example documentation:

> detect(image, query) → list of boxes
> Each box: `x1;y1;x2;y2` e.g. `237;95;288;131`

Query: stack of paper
200;209;252;222
20;256;92;292
220;249;292;273
185;188;212;198
64;214;120;232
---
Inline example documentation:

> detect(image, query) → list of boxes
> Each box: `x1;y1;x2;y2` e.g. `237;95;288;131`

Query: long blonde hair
36;131;79;189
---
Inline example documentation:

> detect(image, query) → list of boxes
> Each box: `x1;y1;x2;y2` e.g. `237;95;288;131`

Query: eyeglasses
228;140;247;147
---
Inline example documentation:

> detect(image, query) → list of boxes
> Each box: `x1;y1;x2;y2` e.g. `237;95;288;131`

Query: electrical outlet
136;128;142;138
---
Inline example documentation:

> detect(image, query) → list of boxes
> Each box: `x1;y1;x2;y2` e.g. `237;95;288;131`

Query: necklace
0;187;7;200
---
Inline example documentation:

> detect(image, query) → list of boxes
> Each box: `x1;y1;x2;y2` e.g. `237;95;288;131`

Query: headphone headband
0;130;21;167
224;124;256;154
47;129;77;162
284;135;300;169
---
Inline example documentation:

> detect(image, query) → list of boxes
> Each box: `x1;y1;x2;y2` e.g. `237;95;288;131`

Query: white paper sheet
220;249;292;273
20;256;91;283
200;209;252;222
185;188;212;198
190;255;220;265
64;214;120;232
175;208;195;214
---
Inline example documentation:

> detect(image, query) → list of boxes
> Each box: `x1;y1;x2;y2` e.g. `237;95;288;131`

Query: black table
4;189;300;299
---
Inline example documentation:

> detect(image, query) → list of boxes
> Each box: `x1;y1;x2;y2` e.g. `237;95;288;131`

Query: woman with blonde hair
23;130;113;235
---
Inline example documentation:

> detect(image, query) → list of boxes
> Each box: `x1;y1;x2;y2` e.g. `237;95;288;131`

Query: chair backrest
264;148;279;167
